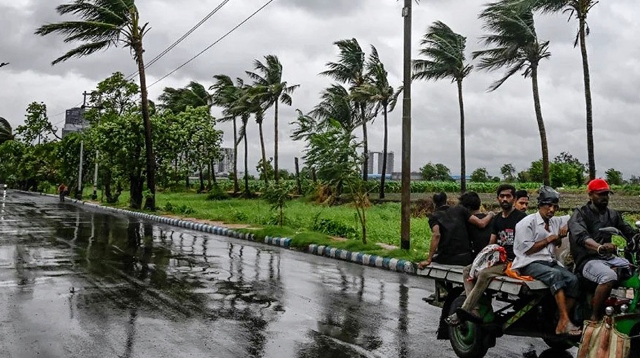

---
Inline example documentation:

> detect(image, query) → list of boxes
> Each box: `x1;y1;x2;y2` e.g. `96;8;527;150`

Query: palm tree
159;81;211;113
353;46;399;199
246;55;299;183
531;0;597;179
321;38;372;181
311;84;360;134
473;1;552;185
36;0;157;210
230;84;259;196
0;117;14;144
210;75;243;193
413;21;473;193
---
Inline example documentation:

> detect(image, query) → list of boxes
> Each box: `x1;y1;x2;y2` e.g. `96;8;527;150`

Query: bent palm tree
473;1;552;185
321;38;372;181
0;117;14;144
413;21;473;193
246;55;299;183
36;0;156;210
159;81;211;113
311;84;360;134
210;75;243;193
532;0;598;179
353;46;399;199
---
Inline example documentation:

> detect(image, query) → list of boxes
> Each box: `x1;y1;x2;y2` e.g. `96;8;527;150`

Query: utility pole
76;91;92;200
400;0;413;250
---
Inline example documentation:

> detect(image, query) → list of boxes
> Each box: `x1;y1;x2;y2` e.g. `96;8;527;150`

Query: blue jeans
519;260;580;298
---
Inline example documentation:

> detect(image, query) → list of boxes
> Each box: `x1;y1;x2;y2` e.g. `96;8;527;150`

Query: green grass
90;189;431;263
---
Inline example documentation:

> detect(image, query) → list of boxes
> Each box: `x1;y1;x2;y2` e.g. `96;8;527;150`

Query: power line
125;0;232;81
148;0;275;89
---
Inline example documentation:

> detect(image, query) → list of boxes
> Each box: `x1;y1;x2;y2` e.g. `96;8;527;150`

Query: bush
206;185;230;201
312;218;359;240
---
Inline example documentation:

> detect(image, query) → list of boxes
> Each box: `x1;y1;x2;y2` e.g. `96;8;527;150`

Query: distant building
214;147;235;175
62;107;89;138
391;171;423;181
364;151;394;176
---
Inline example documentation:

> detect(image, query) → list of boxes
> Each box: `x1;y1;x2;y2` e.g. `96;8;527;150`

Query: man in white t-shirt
512;186;581;337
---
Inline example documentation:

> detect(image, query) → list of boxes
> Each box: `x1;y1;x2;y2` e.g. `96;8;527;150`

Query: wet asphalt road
0;191;576;358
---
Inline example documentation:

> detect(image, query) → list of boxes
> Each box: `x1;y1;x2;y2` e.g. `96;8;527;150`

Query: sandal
556;323;582;337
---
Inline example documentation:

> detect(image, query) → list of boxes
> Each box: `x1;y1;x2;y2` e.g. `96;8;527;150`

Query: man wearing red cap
568;178;638;321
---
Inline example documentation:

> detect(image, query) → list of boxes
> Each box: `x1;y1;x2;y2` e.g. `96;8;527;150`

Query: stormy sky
1;0;639;178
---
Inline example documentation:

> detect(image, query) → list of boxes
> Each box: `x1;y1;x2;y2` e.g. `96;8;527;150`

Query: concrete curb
21;191;418;276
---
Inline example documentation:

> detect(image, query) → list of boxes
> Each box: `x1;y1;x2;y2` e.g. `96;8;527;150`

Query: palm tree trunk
379;104;389;199
274;100;279;183
457;79;467;193
531;65;550;186
258;121;269;185
232;117;239;193
243;121;250;197
579;16;595;181
135;43;156;211
360;103;368;182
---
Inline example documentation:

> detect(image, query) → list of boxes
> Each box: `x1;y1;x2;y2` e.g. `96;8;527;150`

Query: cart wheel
448;296;490;358
542;337;572;351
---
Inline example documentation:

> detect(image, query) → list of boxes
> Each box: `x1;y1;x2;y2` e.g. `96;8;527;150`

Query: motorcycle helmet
537;186;560;206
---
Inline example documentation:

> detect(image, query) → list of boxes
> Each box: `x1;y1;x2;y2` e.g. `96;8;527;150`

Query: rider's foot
556;321;582;336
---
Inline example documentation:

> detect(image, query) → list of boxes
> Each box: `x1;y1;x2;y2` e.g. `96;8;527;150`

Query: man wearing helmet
512;186;581;336
568;178;638;321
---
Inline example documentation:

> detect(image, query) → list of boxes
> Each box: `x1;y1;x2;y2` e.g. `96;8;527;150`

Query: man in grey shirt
512;186;581;336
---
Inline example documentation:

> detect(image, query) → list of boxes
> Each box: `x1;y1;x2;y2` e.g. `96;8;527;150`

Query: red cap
587;178;611;193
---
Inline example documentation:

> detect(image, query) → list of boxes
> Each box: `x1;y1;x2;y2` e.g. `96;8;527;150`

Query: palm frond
51;40;113;64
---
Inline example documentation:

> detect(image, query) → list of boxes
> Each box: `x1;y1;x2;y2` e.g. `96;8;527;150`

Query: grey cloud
2;0;640;179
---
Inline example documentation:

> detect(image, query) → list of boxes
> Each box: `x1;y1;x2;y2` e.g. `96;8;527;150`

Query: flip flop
456;308;483;324
556;323;582;337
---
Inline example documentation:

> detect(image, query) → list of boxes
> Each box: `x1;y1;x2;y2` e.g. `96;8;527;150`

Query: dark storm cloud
1;0;639;178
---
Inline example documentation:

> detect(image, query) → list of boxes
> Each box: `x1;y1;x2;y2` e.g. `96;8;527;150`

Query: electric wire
147;0;275;89
125;0;232;81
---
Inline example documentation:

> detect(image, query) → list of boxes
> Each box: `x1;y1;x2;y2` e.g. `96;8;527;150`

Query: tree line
0;0;606;212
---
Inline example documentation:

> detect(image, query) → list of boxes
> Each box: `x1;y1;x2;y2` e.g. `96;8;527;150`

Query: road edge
23;191;417;276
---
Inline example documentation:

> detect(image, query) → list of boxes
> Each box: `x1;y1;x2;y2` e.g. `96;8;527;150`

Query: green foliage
261;182;292;226
313;218;359;240
206;186;230;201
501;163;516;182
420;162;452;181
470;167;491;182
605;168;623;185
15;102;60;145
163;202;195;215
0;117;14;144
256;158;275;181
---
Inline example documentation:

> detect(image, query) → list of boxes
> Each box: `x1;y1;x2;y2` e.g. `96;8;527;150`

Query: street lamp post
400;0;413;250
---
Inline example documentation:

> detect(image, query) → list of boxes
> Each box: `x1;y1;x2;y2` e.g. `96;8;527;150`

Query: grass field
56;186;640;263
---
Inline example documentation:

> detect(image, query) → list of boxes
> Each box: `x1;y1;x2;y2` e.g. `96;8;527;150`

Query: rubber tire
542;337;572;351
448;296;490;358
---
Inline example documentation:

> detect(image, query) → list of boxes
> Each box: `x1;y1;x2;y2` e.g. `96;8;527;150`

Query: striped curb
264;236;292;247
308;244;416;274
21;190;418;276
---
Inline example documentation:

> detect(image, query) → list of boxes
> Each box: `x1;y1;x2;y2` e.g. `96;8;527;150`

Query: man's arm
568;208;601;252
525;234;560;255
418;224;441;268
489;233;497;245
469;211;495;228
